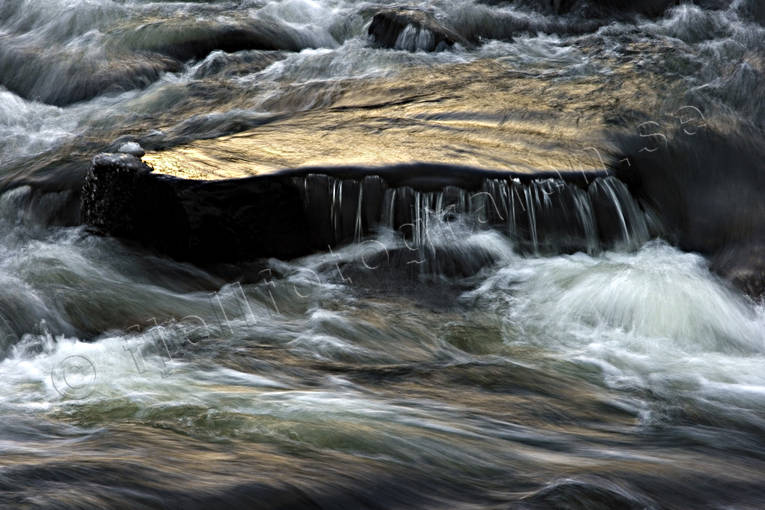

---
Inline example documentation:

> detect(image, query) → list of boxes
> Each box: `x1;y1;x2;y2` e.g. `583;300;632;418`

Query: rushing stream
1;0;765;508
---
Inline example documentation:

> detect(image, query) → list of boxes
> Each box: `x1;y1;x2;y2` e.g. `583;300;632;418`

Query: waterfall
295;172;656;255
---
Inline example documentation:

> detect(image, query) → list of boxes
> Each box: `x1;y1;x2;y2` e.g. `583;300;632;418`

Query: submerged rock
505;0;731;18
114;19;315;62
0;42;181;106
368;9;474;52
556;0;679;16
0;17;317;107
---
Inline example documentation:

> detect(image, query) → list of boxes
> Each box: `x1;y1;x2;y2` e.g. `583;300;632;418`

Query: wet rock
0;41;181;106
118;142;145;158
81;153;312;263
114;19;317;61
712;245;765;300
81;153;180;249
368;9;474;52
82;154;615;265
610;124;765;299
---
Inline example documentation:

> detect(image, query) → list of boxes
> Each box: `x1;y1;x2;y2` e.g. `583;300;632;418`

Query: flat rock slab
81;153;609;264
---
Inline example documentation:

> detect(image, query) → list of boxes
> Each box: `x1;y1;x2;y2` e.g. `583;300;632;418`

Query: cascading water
1;0;764;508
295;172;654;257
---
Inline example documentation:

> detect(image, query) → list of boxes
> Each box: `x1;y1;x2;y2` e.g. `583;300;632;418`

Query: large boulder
83;141;765;300
610;124;765;298
81;152;313;263
368;9;474;52
711;245;765;299
82;152;620;265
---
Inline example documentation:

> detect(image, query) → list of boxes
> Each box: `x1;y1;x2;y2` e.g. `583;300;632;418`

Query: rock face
82;154;621;265
368;9;474;52
81;153;312;263
711;245;765;299
610;125;765;298
83;137;765;300
82;153;190;257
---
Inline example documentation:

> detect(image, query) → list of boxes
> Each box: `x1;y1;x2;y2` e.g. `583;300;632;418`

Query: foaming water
0;89;79;165
2;209;765;506
468;242;765;397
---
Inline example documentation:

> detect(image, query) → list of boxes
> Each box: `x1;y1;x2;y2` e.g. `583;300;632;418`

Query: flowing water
1;0;765;508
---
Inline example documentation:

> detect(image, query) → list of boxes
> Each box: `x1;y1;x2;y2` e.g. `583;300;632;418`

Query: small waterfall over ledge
80;154;660;269
294;173;657;256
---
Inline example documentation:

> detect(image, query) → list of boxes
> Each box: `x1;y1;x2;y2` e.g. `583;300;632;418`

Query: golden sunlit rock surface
144;57;673;180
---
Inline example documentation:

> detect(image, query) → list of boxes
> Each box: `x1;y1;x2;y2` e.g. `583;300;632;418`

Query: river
1;0;764;508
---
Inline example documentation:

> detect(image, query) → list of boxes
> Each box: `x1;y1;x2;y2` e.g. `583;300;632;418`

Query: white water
1;209;764;428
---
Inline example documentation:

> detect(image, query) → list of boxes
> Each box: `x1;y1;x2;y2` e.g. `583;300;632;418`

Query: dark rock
81;154;189;258
83;153;633;268
174;176;313;262
611;126;765;256
114;19;315;62
368;9;474;52
81;153;312;263
712;245;765;299
610;124;765;299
